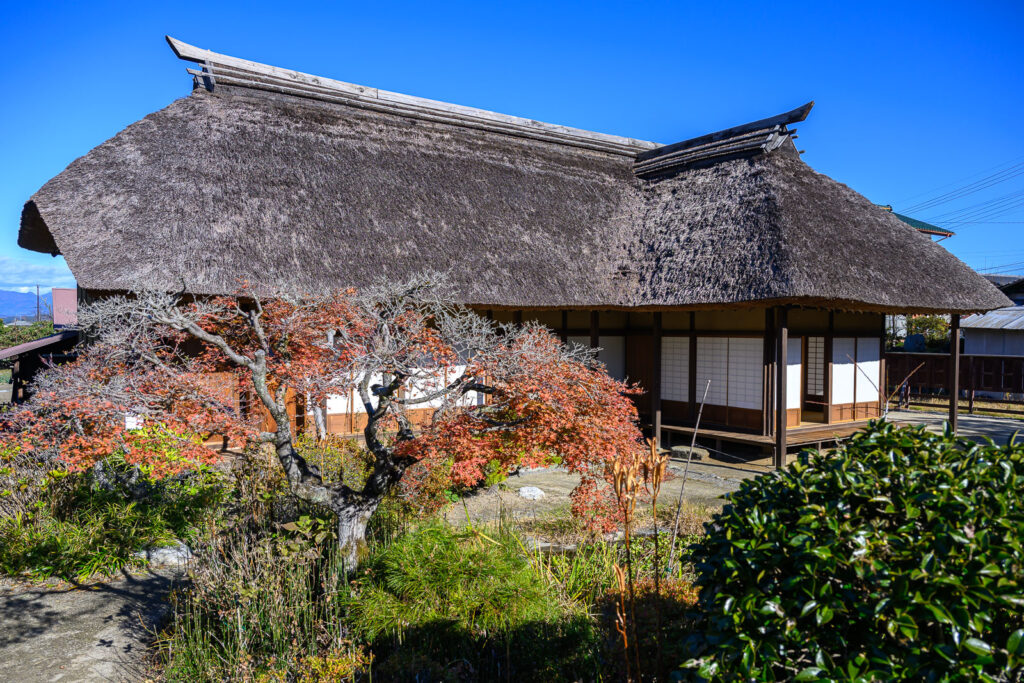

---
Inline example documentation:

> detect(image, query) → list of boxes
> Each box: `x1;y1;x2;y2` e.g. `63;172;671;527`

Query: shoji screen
728;338;763;409
661;337;689;402
832;338;856;404
696;338;729;406
855;337;881;402
696;337;764;408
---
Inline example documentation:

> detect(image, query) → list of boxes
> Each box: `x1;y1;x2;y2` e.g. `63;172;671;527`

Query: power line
895;153;1024;208
924;189;1024;222
902;162;1024;214
978;258;1024;273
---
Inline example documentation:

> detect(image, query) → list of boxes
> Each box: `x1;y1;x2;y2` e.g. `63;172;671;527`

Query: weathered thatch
18;39;1008;314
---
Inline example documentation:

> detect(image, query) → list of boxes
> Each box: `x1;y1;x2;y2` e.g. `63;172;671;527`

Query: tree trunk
312;403;328;441
335;501;377;570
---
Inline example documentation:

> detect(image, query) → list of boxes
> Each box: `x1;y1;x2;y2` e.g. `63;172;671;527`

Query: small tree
906;314;951;351
7;277;644;567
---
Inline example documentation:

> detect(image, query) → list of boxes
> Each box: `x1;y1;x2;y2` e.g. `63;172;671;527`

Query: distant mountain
0;290;53;322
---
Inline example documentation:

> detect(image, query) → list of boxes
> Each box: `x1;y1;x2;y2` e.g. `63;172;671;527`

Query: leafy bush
0;458;225;580
687;421;1024;681
346;525;600;681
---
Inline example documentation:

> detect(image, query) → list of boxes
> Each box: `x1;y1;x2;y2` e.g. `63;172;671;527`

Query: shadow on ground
0;568;183;682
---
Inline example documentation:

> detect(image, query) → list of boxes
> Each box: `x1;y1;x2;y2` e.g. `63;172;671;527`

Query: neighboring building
15;37;1009;464
51;287;78;328
875;205;954;240
0;331;79;403
982;275;1024;306
962;307;1024;356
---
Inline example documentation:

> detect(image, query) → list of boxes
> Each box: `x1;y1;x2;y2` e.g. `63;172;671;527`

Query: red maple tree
6;276;645;567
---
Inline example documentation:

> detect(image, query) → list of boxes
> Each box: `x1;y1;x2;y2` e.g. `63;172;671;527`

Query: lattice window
806;336;824;395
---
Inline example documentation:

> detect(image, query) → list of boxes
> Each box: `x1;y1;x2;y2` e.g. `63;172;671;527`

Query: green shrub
687;421;1024;681
0;460;225;580
347;525;600;681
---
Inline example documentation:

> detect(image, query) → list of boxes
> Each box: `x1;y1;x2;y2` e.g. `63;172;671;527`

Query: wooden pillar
560;310;568;343
652;312;663;448
589;311;599;349
825;312;834;424
775;307;788;468
513;310;523;325
879;317;887;418
688;312;697;420
949;313;961;432
765;313;773;434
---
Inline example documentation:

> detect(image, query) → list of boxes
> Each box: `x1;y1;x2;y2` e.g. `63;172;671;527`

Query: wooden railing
885;351;1024;415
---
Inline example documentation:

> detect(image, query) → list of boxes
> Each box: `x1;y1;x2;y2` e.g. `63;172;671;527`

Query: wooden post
949;313;961;432
560;310;568;344
825;312;834;424
513;310;523;325
763;309;775;435
775;307;788;468
652;312;663;449
590;311;599;349
688;312;697;420
968;355;976;414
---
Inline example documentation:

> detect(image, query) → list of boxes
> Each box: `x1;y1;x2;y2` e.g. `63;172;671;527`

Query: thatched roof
19;37;1008;314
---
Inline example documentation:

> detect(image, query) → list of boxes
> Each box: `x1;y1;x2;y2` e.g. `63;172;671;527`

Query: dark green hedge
687;421;1024;681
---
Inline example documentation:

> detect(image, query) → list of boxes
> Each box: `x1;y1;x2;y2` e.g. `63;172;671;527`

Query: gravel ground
0;568;184;682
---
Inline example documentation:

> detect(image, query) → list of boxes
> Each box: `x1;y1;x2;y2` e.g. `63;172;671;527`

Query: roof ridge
166;36;659;157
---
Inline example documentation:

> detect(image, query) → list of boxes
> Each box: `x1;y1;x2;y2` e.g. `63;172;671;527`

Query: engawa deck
661;420;873;451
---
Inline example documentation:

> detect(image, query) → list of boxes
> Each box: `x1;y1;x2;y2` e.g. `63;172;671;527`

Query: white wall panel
599;336;626;380
568;336;626;381
832;338;856;404
856;338;881;403
696;337;728;406
728;338;763;409
661;337;689;402
787;338;802;409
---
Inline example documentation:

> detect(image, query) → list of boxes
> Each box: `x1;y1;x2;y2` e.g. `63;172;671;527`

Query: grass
897;396;1024;420
0;367;10;384
0;466;226;580
159;492;717;682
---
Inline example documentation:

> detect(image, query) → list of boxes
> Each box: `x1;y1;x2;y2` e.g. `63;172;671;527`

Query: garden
2;280;1023;681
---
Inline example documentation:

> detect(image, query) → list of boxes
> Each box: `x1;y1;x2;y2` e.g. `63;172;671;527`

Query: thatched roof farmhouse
16;37;1009;464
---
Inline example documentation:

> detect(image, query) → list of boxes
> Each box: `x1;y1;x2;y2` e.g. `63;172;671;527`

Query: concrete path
890;409;1024;445
0;569;182;682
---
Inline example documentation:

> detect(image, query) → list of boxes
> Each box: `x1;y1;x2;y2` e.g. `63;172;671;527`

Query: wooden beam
165;36;657;157
635;101;814;163
775;307;789;468
950;313;961;432
652;312;663;448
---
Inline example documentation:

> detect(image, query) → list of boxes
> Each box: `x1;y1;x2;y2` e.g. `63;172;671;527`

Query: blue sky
2;1;1023;293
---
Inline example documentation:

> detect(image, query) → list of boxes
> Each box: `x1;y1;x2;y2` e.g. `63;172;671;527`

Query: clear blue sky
2;1;1023;293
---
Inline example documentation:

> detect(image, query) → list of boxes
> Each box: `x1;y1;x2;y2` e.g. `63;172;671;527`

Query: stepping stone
518;486;546;500
670;444;709;461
